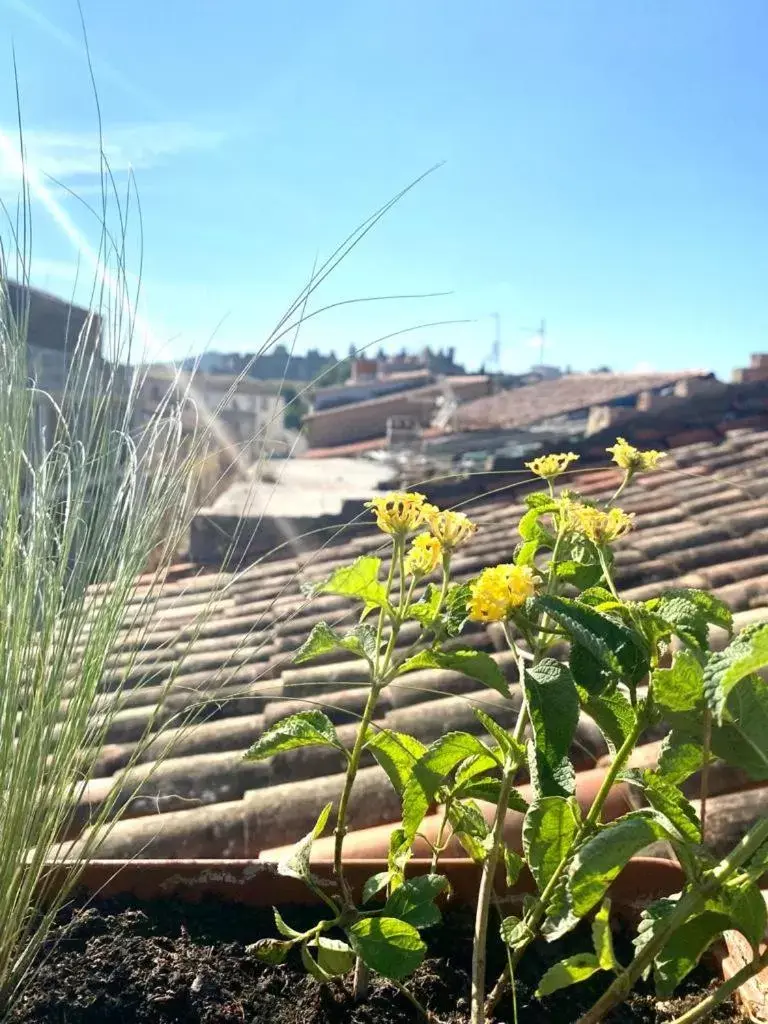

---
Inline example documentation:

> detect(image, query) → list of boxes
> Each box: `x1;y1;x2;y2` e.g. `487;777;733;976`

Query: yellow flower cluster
424;508;477;551
564;501;634;546
367;492;478;555
366;492;431;536
467;564;539;623
403;533;443;578
606;437;666;474
525;451;580;481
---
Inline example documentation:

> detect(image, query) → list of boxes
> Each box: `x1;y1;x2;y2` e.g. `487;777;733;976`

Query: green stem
333;681;382;908
575;815;768;1024
668;945;768;1024
608;470;632;505
470;660;530;1024
430;799;451;874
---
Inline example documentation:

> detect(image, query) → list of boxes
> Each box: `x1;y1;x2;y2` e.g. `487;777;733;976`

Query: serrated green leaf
537;595;649;687
447;799;491;862
568;811;680;918
707;675;768;780
398;648;510;698
362;871;391;905
451;776;529;812
500;915;534;950
312;937;355;977
519;506;556;544
657;734;706;785
453;751;502;787
444;582;472;636
273;907;302;939
248;937;293;964
653;649;705;714
516;539;540;567
388;827;411;890
556;534;610;590
653;911;730;997
277;802;332;881
317;555;390;611
524;796;581;893
527;739;576;800
536;953;602;997
293;621;379;665
405;583;442;626
504;847;524;888
713;873;768;949
365;729;426;796
633;898;677;978
383;874;448;928
347;917;426;980
654;588;733;650
577;686;636;753
704;623;768;722
525;490;558;510
579;587;620;608
592;898;619;972
473;706;525;763
625;769;701;844
301;942;333;982
244;711;342;762
402;732;495;840
525;659;579;797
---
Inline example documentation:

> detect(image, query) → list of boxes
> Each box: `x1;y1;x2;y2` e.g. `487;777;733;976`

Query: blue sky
1;0;767;377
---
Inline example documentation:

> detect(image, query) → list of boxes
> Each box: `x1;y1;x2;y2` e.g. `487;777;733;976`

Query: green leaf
383;874;448;928
708;675;768;780
500;915;534;951
277;802;332;881
365;730;426;796
657;733;706;785
577;686;636;753
452;776;529;813
312;937;355;977
525;490;558;510
516;539;540;567
713;873;768;949
504;847;524;888
568;811;680;918
301;942;333;982
653;588;733;650
398;648;511;698
623;769;701;844
746;841;768;883
527;739;575;801
473;706;525;763
402;732;495;840
388;827;411;890
633;899;677;978
453;751;502;787
444;582;471;636
653;649;705;714
653;911;731;997
447;799;491;862
244;711;343;763
317;555;390;611
405;583;442;626
537;595;649;687
704;623;768;722
579;587;620;608
524;796;581;892
519;506;556;544
347;917;426;980
536;953;602;997
592;898;619;972
362;871;391;905
525;659;579;797
248;938;293;964
273;908;302;939
293;621;379;665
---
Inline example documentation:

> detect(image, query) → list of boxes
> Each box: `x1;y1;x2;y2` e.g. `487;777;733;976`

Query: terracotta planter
40;856;767;1020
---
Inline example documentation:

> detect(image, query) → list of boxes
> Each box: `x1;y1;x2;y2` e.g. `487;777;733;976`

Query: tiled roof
63;428;768;861
456;371;707;431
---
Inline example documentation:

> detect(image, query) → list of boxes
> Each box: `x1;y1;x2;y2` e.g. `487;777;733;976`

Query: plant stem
334;680;382;909
575;815;768;1024
668;945;768;1024
469;662;529;1024
700;709;712;845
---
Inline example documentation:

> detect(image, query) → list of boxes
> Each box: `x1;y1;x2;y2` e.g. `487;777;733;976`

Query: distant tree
590;364;612;373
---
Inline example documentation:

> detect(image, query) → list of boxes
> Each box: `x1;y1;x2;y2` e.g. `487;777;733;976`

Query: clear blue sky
1;0;767;377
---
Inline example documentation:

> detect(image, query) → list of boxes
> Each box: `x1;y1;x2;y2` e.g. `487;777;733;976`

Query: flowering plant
244;442;768;1024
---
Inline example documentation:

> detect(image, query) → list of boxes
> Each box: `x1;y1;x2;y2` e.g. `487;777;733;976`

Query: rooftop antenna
521;318;547;366
486;312;501;371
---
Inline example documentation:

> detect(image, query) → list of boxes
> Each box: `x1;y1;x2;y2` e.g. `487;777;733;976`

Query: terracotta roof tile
65;428;768;860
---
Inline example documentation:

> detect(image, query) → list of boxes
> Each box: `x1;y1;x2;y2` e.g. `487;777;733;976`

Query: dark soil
9;893;742;1024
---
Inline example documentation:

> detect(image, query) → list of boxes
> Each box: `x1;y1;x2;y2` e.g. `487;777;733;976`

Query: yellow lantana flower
366;491;431;535
403;533;443;578
565;502;634;545
424;508;477;551
606;437;666;474
467;564;540;623
525;451;580;481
